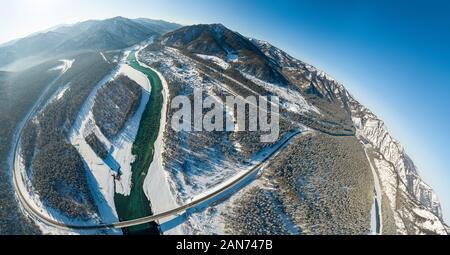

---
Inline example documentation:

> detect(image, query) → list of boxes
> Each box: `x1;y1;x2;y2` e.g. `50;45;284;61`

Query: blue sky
1;0;449;223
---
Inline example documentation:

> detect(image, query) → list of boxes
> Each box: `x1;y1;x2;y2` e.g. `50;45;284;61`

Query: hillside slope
139;24;447;235
0;17;181;69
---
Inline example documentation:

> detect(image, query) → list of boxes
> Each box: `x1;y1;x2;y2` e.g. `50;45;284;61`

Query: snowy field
156;129;305;234
196;54;230;70
138;46;310;234
11;59;120;234
50;59;75;73
361;143;383;235
68;51;151;232
241;72;320;115
135;55;181;234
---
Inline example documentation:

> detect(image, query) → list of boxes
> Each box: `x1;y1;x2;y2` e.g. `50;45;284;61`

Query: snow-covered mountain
251;36;447;234
3;18;447;235
250;37;447;234
0;17;181;69
138;23;448;235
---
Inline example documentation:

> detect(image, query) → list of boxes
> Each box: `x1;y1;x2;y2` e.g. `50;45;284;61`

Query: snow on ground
211;92;244;152
38;60;76;110
362;144;383;235
196;54;230;70
13;115;114;234
166;49;317;122
11;41;157;234
111;65;151;196
137;59;181;234
139;48;245;233
134;49;244;234
37;82;72;114
50;59;75;73
14;146;115;234
100;52;110;64
68;64;120;225
9;58;115;234
373;156;408;234
373;150;447;234
160;129;304;234
164;48;205;89
190;130;302;202
149;48;290;130
241;72;320;115
68;51;150;230
227;52;239;63
142;48;244;187
139;46;308;234
55;84;70;101
412;207;448;235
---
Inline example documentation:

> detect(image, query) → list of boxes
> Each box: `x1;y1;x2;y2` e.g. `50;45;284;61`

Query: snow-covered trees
20;52;114;219
20;121;37;172
0;62;61;234
225;133;374;235
93;75;142;139
85;133;108;160
32;141;96;218
225;187;298;235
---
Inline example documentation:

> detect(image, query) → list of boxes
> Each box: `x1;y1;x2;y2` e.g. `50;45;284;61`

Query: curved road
12;77;301;231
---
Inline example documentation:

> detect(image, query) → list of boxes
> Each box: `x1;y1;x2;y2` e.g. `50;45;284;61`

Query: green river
114;51;164;235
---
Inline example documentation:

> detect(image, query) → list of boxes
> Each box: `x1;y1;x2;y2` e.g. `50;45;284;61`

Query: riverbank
139;57;181;234
114;50;164;234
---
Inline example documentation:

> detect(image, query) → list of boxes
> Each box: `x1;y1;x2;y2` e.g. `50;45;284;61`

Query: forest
226;133;374;235
20;52;116;219
93;75;142;139
0;61;61;234
85;133;108;160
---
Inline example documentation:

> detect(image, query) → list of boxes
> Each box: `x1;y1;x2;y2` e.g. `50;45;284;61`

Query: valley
113;49;164;234
1;17;447;235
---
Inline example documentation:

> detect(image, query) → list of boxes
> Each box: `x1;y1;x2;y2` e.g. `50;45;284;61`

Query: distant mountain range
0;16;181;69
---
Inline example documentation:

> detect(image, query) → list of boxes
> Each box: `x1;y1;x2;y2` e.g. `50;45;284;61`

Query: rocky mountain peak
160;24;290;85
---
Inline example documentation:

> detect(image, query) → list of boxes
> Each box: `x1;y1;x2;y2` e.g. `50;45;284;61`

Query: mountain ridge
159;23;290;85
150;23;448;234
0;17;181;69
1;17;447;235
251;37;448;233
